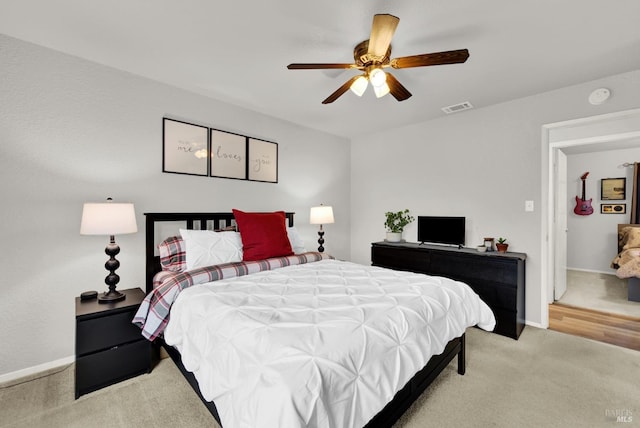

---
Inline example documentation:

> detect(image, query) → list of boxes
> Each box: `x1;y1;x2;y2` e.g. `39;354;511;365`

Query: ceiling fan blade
322;76;360;104
368;14;399;59
287;63;358;70
385;73;412;101
391;49;469;69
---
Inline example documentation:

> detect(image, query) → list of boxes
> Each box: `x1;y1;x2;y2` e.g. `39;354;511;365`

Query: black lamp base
98;289;126;303
98;237;126;304
317;230;325;253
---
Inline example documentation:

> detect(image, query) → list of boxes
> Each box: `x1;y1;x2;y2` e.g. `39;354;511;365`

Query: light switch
525;200;534;212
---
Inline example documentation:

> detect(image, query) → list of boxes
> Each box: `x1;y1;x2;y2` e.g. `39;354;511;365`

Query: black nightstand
75;288;151;398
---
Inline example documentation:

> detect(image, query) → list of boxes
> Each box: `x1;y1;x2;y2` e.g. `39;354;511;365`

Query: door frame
541;108;640;328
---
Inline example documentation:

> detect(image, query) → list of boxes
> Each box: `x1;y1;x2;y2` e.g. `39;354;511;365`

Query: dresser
371;242;526;339
75;288;151;398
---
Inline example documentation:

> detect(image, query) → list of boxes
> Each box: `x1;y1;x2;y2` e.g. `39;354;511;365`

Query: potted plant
384;209;415;242
496;237;509;252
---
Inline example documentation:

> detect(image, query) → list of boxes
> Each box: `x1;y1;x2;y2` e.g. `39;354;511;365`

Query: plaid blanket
133;252;333;341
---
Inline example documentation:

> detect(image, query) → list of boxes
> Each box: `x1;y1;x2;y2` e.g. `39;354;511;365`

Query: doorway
541;108;640;327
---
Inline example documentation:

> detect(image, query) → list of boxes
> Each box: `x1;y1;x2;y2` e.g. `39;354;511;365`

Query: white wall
350;69;640;328
566;148;640;272
0;34;350;378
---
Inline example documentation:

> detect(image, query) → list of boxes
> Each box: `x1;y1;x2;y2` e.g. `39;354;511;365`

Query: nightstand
75;287;151;398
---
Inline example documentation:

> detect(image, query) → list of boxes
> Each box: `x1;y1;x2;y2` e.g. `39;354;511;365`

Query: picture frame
601;204;626;214
163;118;209;176
248;138;278;183
601;177;626;200
210;129;247;180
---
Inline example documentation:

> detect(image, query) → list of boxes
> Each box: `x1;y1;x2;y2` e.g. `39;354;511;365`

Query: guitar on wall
574;171;594;216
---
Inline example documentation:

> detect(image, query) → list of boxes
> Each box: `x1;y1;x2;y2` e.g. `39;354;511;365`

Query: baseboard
0;355;74;386
566;267;617;275
525;320;545;329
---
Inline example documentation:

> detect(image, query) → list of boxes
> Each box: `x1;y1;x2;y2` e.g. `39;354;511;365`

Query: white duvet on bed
164;259;495;428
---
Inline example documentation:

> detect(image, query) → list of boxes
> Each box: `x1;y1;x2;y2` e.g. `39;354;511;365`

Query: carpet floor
1;327;638;428
559;270;640;318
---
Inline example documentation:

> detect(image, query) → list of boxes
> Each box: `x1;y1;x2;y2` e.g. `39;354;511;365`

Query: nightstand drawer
75;339;151;398
76;310;141;356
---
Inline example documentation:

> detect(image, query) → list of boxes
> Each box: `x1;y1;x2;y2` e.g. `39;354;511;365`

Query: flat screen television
417;216;466;247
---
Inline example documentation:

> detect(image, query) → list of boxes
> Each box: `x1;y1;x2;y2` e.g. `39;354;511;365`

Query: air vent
441;101;474;114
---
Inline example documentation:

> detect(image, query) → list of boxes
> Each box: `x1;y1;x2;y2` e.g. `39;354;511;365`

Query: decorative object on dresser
75;288;152;398
80;198;138;303
309;205;334;252
483;237;495;252
384;209;414;242
496;237;508;252
371;241;526;339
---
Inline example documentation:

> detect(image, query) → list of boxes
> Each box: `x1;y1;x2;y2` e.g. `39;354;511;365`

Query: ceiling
1;1;639;138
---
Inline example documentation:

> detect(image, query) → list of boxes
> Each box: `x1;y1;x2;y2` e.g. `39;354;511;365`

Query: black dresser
75;288;152;398
371;242;526;339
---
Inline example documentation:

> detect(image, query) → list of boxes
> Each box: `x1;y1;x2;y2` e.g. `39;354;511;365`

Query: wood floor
549;303;640;351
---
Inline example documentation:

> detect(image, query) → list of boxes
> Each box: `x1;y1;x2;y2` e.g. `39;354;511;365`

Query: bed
610;224;640;302
134;211;495;428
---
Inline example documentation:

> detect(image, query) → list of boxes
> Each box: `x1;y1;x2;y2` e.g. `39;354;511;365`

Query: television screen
417;216;465;247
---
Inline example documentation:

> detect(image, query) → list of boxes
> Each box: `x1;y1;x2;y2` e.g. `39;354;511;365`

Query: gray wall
0;34;351;378
350;69;640;328
567;147;640;272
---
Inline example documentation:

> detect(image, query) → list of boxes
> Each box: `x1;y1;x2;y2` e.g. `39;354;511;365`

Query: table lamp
309;205;334;253
80;198;138;303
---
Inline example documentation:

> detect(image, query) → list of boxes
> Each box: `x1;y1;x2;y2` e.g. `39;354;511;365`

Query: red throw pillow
232;209;293;261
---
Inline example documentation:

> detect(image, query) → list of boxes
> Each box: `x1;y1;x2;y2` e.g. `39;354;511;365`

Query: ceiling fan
287;14;469;104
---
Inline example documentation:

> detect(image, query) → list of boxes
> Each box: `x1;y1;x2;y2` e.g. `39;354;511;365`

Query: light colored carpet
1;327;638;428
559;269;640;318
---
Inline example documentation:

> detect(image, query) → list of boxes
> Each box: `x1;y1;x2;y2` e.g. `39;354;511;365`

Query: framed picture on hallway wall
601;177;626;200
601;204;626;214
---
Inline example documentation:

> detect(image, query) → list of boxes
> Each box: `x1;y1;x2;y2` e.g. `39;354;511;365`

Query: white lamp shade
369;68;387;87
350;76;368;97
80;202;138;235
374;82;390;98
310;205;335;225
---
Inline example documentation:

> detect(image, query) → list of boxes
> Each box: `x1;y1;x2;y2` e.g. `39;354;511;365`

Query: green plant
497;237;507;244
384;209;415;233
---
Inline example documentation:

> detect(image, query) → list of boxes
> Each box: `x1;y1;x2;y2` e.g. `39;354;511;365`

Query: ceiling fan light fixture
350;75;368;96
373;82;390;98
369;67;387;87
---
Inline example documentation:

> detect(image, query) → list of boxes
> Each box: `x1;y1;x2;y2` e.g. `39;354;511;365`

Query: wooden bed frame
144;212;466;428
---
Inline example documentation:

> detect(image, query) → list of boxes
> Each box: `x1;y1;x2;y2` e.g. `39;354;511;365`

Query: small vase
386;232;403;242
496;243;509;253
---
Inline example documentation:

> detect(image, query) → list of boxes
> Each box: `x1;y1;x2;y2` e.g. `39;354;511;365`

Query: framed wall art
248;138;278;183
163;118;209;176
601;204;626;214
601;177;626;200
210;129;247;180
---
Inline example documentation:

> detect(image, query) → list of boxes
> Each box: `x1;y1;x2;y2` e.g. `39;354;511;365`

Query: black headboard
144;212;295;293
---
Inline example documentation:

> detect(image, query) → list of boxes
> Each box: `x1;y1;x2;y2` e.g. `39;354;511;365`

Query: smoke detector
442;101;473;114
588;88;611;105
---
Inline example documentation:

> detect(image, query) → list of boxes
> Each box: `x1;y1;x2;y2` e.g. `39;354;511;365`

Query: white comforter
164;259;495;428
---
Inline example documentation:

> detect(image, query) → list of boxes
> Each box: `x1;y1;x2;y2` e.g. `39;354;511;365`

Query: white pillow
287;227;307;254
179;229;243;270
